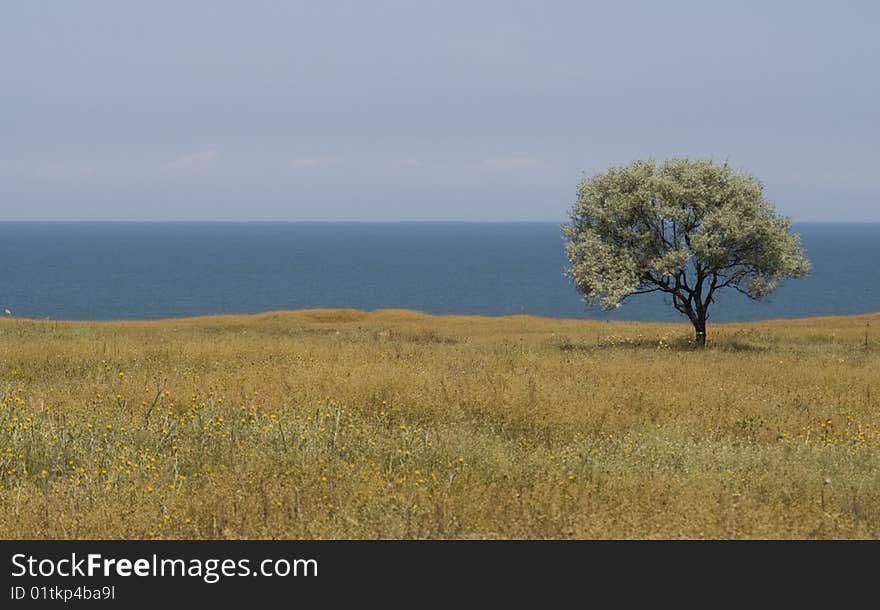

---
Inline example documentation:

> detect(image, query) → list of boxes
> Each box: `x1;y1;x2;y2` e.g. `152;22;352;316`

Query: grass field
2;309;879;539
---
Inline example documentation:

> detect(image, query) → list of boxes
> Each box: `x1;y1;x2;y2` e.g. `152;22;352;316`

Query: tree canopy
563;159;811;346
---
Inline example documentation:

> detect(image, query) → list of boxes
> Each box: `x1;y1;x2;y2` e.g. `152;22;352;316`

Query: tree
562;159;811;347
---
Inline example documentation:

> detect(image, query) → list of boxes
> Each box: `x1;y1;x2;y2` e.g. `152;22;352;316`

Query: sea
0;222;877;323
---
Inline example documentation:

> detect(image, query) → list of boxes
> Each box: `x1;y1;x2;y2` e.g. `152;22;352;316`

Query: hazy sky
1;1;878;221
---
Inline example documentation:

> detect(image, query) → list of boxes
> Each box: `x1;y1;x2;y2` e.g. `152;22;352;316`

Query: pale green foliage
563;159;811;325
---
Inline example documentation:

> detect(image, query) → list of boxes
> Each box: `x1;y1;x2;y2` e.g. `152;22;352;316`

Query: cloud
161;149;219;174
11;163;106;180
36;163;78;179
0;161;25;176
288;154;342;170
478;156;552;172
386;158;423;172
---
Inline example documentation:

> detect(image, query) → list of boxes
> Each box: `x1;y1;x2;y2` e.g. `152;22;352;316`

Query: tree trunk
693;316;707;348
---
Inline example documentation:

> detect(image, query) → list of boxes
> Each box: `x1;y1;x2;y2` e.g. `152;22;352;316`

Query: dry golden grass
2;309;879;539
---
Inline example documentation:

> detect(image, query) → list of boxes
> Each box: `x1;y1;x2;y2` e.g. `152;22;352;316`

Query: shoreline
2;307;879;327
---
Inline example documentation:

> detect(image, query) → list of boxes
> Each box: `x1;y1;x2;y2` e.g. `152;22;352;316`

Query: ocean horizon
1;221;878;323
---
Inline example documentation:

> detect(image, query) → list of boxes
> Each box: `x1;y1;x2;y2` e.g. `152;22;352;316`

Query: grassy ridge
2;309;879;539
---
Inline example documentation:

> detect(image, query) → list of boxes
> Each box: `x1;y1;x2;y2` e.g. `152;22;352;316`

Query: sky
1;1;878;221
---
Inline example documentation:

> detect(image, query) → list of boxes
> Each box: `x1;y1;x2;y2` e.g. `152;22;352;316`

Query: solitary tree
563;159;811;347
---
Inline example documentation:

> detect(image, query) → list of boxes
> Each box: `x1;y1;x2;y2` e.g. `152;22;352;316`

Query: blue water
0;222;877;322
